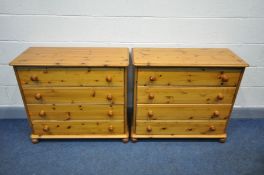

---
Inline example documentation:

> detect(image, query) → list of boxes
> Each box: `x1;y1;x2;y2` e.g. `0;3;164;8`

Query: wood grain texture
138;67;242;86
10;47;129;67
136;120;226;135
137;104;232;120
23;87;124;104
17;67;124;87
32;120;124;135
133;48;248;67
137;86;236;104
28;104;124;120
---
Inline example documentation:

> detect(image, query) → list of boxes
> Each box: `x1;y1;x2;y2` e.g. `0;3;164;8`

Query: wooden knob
106;76;112;82
43;125;49;132
148;110;153;118
108;110;113;117
35;93;42;100
217;93;224;100
146;125;152;132
108;125;114;132
213;110;220;117
209;125;216;131
148;93;155;100
30;75;38;81
107;94;112;101
219;74;229;82
39;110;46;117
149;76;156;81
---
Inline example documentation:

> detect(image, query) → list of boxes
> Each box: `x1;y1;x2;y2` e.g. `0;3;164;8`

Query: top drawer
17;67;124;87
137;68;242;87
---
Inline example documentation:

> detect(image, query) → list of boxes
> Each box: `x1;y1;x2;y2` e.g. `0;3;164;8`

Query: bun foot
131;138;138;143
219;138;226;143
31;138;39;144
122;138;129;143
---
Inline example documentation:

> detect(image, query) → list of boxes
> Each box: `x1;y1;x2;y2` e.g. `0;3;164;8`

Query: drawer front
137;87;236;104
17;67;124;87
28;104;124;120
136;120;226;135
32;121;124;135
23;87;124;104
137;104;232;120
138;68;241;87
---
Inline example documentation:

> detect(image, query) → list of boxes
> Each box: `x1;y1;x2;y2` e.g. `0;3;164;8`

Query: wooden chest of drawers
10;47;129;143
132;48;248;143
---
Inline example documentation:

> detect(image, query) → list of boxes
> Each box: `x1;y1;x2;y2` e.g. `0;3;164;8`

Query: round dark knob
209;125;216;131
107;94;112;101
106;76;112;82
217;93;224;100
146;125;152;132
219;74;229;82
149;76;156;81
43;125;49;132
35;93;42;100
148;93;155;100
39;110;46;117
108;125;114;132
213;110;220;117
30;75;38;81
108;110;113;117
148;110;153;118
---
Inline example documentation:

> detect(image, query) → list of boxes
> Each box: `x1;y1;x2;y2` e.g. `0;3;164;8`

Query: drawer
137;87;236;104
28;104;124;120
136;120;226;135
32;121;124;135
138;68;241;87
23;87;124;104
137;104;232;120
17;67;124;87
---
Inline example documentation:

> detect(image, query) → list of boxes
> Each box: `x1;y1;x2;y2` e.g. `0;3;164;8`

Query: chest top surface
10;47;129;67
133;48;248;67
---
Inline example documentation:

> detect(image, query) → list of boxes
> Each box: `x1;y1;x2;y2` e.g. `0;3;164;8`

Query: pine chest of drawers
10;47;129;143
132;48;248;142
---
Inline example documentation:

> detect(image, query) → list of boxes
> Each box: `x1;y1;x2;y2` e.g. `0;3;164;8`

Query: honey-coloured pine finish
10;47;129;143
132;48;248;143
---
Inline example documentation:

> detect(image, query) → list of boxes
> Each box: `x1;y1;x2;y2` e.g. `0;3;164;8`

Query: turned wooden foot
219;138;226;143
131;138;138;143
122;138;129;143
31;138;39;144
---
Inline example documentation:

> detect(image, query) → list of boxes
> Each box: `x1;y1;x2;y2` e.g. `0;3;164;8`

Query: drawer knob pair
35;93;42;100
108;125;114;132
217;93;224;100
219;74;229;82
106;76;112;83
30;75;38;81
39;110;46;117
43;125;49;132
149;76;156;81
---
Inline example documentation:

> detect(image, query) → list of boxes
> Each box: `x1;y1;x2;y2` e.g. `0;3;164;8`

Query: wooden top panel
133;48;248;67
10;47;129;67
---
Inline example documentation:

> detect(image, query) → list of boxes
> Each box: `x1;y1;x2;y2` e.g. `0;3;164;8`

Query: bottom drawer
136;120;226;135
32;121;124;135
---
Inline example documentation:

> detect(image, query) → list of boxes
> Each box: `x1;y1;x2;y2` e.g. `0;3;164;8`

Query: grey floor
0;118;263;175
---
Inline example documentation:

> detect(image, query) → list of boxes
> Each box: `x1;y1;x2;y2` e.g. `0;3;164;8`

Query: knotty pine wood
10;47;129;67
137;104;232;120
23;87;124;104
138;68;241;87
137;86;236;104
28;104;124;120
17;67;124;87
133;48;248;67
